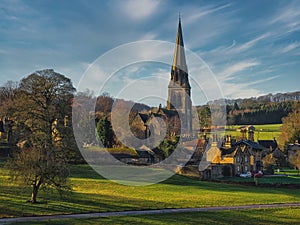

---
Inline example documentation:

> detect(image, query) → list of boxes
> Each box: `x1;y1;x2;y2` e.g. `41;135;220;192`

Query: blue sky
0;0;299;105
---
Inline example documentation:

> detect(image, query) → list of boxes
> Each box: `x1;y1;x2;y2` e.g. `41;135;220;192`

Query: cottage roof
136;149;154;158
233;140;265;150
258;140;278;149
272;148;285;158
287;143;300;151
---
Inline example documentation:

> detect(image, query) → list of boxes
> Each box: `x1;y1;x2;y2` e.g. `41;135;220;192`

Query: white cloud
219;75;279;99
277;42;300;54
221;82;263;99
246;75;280;86
184;3;232;25
230;33;270;53
120;0;161;21
220;60;260;80
268;1;300;34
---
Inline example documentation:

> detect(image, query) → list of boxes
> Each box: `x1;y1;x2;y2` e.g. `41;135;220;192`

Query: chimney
225;135;232;148
248;130;254;141
212;133;218;147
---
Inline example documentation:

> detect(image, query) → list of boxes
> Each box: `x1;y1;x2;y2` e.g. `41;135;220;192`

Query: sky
0;0;299;106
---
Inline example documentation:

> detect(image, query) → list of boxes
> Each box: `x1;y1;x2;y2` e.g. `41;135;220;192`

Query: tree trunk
30;179;42;203
30;185;39;203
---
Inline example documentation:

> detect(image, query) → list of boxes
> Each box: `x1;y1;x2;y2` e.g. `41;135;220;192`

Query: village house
198;133;267;180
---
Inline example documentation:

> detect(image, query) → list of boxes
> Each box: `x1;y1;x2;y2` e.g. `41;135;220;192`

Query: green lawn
276;168;300;175
84;147;138;155
225;124;282;141
0;161;299;219
8;207;300;225
219;175;300;185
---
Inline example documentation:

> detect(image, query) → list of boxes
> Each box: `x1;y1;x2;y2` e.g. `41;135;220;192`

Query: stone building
199;135;267;180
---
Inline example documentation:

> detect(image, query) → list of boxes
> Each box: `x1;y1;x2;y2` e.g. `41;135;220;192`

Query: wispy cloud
268;1;300;34
230;33;271;54
276;42;300;54
184;3;232;25
219;60;260;80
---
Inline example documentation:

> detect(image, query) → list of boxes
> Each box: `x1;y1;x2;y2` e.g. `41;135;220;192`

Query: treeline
226;100;299;125
197;99;300;127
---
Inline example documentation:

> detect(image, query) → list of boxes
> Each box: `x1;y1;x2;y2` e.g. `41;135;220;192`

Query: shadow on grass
1;163;300;219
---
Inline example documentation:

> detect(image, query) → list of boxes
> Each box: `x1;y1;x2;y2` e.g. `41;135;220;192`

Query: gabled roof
232;139;266;150
138;113;150;124
272;148;285;158
258;140;278;149
220;147;236;156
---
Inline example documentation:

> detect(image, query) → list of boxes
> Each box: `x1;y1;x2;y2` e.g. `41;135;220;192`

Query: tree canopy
279;108;300;147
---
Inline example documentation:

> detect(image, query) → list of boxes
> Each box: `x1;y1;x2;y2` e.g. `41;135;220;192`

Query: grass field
225;124;282;141
0;160;300;219
10;207;300;225
219;175;300;185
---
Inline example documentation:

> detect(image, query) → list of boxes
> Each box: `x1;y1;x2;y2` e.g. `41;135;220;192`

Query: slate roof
272;148;285;158
136;150;154;158
233;140;266;150
287;143;300;151
258;140;278;149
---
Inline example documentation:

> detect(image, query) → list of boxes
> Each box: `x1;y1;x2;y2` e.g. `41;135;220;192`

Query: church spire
167;16;193;136
171;17;187;74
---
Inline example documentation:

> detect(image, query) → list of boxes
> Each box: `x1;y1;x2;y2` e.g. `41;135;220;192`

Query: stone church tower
167;17;192;136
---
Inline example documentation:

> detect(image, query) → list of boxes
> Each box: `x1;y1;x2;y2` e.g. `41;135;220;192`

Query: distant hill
208;91;300;106
200;91;300;125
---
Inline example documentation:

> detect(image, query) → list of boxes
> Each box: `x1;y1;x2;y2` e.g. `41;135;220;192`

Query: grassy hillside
0;161;299;219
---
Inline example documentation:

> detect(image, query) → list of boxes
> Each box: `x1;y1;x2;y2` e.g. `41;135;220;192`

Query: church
136;17;193;139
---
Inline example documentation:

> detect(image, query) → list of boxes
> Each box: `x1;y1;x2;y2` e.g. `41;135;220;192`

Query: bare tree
6;69;75;203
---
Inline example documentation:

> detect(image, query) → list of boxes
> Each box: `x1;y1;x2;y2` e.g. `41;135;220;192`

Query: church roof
138;113;150;124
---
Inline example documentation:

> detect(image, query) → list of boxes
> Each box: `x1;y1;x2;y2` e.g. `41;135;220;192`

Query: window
236;156;240;163
245;166;248;172
245;156;248;162
237;166;240;172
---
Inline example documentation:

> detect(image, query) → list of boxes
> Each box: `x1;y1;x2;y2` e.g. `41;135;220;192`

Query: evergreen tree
96;116;114;148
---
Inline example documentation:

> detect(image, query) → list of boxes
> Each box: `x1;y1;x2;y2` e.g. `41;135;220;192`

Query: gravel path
0;203;299;224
